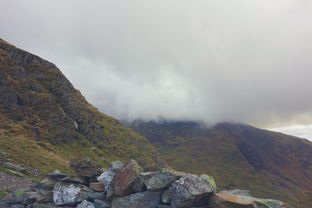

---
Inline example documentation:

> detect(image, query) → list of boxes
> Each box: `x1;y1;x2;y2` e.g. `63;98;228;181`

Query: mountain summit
0;39;161;174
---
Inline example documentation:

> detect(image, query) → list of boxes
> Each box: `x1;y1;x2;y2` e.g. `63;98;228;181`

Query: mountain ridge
125;119;312;208
0;39;162;177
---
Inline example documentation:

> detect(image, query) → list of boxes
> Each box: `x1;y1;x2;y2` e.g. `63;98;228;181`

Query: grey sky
1;0;312;134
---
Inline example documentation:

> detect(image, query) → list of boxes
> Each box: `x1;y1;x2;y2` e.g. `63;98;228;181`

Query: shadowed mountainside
125;120;312;208
0;39;162;177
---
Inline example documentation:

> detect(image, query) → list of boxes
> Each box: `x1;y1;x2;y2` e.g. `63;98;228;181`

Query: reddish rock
108;159;143;197
89;182;105;192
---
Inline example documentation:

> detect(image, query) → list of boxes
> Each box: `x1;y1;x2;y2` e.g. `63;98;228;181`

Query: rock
219;189;251;196
70;157;103;178
209;193;293;208
61;176;87;184
35;189;53;203
255;199;293;208
26;202;57;208
111;191;161;208
82;192;106;200
52;182;85;206
109;161;124;172
161;190;171;204
145;169;185;191
2;190;26;204
93;199;111;208
156;205;171;208
47;170;68;179
39;178;57;190
108;159;143;197
22;191;39;205
199;174;217;191
97;169;115;192
89;182;105;192
132;172;155;192
76;200;95;208
169;174;214;208
11;204;25;208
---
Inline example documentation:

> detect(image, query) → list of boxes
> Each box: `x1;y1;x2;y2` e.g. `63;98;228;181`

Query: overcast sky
1;0;312;139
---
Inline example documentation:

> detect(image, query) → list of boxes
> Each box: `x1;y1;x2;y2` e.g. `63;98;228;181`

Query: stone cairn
0;158;292;208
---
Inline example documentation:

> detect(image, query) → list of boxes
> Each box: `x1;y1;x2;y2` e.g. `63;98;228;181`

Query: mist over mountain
2;1;312;128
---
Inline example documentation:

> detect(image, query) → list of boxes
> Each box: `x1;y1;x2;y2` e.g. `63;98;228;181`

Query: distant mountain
0;39;161;176
125;120;312;208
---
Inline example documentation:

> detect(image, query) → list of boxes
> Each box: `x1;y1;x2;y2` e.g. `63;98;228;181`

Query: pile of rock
0;158;292;208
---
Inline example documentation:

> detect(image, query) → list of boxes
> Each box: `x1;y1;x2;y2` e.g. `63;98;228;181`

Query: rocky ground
0;173;35;193
0;158;293;208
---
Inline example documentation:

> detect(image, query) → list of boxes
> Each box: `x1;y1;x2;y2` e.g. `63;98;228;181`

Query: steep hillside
126;120;312;208
0;39;161;177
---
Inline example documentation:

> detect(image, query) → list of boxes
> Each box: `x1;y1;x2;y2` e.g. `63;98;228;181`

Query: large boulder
209;193;293;208
144;169;185;191
169;174;214;208
111;191;161;208
97;161;124;192
76;200;95;208
132;172;155;192
70;158;103;178
108;159;143;197
52;182;86;206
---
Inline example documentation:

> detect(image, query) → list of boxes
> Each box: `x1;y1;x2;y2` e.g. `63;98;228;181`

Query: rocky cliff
0;39;161;177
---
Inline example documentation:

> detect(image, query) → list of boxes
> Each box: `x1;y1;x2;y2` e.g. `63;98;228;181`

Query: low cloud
1;0;312;128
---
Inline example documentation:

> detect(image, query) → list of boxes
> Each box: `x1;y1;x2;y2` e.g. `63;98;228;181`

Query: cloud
1;0;312;128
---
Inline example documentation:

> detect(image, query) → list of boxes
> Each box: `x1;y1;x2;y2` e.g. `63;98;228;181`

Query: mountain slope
126;120;312;208
0;39;161;176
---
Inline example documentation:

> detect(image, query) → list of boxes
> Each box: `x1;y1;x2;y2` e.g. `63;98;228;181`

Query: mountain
0;39;162;177
125;120;312;208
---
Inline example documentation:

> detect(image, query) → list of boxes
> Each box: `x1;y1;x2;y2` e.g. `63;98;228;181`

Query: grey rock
47;170;68;179
111;191;161;208
145;168;184;191
97;169;115;192
109;161;124;172
40;178;57;190
26;203;57;208
161;190;171;204
70;157;103;178
76;200;95;208
94;199;111;208
169;174;214;208
132;172;155;192
52;182;85;206
11;204;25;208
156;205;171;208
2;190;26;204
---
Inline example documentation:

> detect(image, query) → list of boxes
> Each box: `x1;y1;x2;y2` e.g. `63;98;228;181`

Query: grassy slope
128;121;312;208
0;39;161;180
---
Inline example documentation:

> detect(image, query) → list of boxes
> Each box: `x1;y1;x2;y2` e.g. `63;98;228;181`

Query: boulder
97;161;124;192
76;200;95;208
47;170;68;179
108;159;143;197
209;193;293;208
169;174;214;208
111;191;161;208
93;199;111;208
97;169;115;192
161;190;171;204
26;203;57;208
132;172;155;192
109;161;124;172
145;169;185;191
39;178;58;190
199;174;216;191
89;182;105;192
52;182;86;206
70;158;103;178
